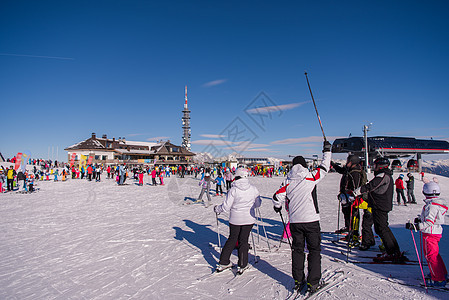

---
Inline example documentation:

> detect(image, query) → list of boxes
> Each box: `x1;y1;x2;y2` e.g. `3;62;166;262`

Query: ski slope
0;166;448;299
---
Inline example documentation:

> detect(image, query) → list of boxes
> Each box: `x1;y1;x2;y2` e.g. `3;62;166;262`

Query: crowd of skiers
211;143;447;295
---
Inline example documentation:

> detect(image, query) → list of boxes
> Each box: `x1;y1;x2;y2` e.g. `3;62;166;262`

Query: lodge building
65;133;195;165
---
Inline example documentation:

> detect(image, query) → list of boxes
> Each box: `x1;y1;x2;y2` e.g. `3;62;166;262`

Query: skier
272;141;332;293
332;155;374;250
151;168;157;186
0;169;5;193
406;177;448;287
354;157;408;263
214;168;262;274
7;166;15;191
406;173;417;204
197;173;213;206
395;174;407;206
215;173;225;196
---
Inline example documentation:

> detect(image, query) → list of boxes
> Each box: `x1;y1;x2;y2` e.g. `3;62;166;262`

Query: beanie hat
422;177;440;196
347;155;361;165
399;174;404;179
292;156;307;168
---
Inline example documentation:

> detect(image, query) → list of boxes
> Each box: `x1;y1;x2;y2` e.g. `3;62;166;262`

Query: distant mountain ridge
422;159;449;177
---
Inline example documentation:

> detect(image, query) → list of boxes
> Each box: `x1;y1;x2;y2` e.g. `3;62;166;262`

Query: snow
0;168;448;299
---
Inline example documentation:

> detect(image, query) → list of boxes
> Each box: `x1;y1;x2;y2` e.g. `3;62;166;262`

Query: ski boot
237;265;249;275
215;263;232;273
294;280;307;291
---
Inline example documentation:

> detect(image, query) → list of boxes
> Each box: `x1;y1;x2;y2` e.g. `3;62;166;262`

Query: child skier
197;173;213;207
406;177;448;287
159;170;164;185
215;174;225;196
214;168;262;274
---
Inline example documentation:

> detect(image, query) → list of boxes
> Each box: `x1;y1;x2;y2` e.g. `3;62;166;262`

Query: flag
15;153;23;170
79;155;87;171
87;156;93;165
70;153;76;167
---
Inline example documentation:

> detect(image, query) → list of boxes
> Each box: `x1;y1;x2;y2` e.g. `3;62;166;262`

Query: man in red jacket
394;174;407;206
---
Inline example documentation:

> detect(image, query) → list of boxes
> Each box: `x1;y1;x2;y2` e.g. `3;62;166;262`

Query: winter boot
294;280;307;291
335;227;348;234
425;278;447;287
215;263;232;273
237;265;249;275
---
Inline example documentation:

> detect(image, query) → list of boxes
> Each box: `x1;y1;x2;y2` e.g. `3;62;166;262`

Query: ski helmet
373;157;390;169
347;154;361;165
423;177;440;196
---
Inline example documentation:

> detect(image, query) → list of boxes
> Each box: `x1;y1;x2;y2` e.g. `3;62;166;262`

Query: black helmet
347;154;361;165
374;157;390;168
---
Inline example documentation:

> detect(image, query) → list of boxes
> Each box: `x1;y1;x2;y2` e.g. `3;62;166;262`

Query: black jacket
406;176;414;189
17;171;26;181
333;163;365;193
360;168;394;212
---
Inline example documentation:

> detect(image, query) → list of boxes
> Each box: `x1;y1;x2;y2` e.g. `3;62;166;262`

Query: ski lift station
331;136;449;172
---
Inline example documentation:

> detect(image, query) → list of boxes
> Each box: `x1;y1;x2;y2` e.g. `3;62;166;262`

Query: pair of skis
287;270;345;300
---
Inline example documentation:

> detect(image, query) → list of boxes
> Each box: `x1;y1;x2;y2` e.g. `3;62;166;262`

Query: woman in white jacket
214;168;261;274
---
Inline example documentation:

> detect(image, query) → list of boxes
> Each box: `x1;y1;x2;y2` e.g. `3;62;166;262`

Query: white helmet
234;168;248;178
423;177;440;196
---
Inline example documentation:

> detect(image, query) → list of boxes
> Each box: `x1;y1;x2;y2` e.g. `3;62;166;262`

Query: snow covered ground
0;166;448;299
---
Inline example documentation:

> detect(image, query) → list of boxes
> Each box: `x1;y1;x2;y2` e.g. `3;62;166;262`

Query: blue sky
1;0;448;161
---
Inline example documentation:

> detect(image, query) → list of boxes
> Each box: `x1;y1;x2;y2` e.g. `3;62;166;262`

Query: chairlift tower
182;86;191;151
363;123;372;173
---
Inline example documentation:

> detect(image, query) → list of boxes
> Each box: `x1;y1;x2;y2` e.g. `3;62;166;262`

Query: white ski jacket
419;197;448;235
272;151;331;223
215;178;261;226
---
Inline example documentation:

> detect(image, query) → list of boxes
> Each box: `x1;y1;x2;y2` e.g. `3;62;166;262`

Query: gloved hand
414;217;421;224
405;222;417;231
214;205;220;214
323;141;332;153
273;206;282;213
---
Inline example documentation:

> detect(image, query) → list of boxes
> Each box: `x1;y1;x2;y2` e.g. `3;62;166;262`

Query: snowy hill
422;159;449;178
0;170;448;299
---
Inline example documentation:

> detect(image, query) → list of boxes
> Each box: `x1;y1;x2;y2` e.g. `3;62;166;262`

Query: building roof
152;141;195;156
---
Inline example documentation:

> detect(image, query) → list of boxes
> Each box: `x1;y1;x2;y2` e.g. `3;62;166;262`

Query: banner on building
70;153;76;167
79;155;87;171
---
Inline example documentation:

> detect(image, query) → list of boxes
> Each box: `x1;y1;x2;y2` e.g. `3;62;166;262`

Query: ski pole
215;212;222;254
410;229;427;293
257;208;271;251
304;71;327;142
279;211;292;250
337;197;341;238
251;230;258;263
346;202;356;262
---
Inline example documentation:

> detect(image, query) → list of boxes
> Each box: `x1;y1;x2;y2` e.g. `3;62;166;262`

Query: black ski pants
396;189;407;204
226;180;232;191
361;210;375;246
342;205;360;235
290;221;321;286
219;223;253;268
372;209;400;255
7;178;14;191
216;184;223;195
407;188;416;203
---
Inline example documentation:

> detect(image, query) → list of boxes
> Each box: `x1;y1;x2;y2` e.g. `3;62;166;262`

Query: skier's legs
361;210;375;246
206;187;211;202
423;233;447;282
219;224;241;265
304;221;321;286
237;224;253;268
198;188;205;200
342;205;351;230
400;190;407;204
372;210;400;255
290;223;306;283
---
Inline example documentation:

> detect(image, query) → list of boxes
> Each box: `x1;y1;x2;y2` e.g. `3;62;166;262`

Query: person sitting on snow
406;177;448;287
